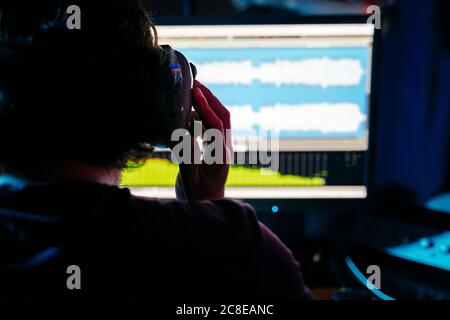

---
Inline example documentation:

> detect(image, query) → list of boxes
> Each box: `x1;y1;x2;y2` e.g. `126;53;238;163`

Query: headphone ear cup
173;50;193;131
151;46;193;146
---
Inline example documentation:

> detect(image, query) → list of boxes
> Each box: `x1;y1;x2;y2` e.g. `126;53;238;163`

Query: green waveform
121;158;326;187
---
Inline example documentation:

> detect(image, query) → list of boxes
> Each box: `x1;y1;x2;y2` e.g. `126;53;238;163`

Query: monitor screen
121;23;375;199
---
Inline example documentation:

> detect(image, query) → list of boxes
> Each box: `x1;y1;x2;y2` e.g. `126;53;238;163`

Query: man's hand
175;80;233;201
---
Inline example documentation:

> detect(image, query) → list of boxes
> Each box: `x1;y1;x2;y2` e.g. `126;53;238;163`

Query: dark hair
0;0;176;170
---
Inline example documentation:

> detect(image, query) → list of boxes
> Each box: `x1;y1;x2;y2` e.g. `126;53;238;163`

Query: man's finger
192;87;223;132
194;80;231;131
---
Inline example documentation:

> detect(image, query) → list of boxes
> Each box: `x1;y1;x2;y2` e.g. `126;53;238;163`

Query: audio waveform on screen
194;58;364;87
227;103;366;133
121;159;326;187
183;46;369;139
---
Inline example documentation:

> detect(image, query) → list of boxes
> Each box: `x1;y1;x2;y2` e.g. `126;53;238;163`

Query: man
0;0;310;300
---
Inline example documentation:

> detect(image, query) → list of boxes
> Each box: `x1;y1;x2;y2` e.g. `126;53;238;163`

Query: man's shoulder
130;195;260;236
130;196;263;272
128;195;311;300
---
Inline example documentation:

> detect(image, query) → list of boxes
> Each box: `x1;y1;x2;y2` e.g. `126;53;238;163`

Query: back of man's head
0;0;175;171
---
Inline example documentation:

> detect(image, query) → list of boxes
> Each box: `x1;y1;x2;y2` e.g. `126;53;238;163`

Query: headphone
162;45;197;136
161;45;198;200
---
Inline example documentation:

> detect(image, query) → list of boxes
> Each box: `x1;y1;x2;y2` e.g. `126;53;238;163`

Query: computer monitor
121;21;376;200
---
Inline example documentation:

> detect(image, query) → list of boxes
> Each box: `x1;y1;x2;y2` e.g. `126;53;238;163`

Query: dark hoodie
0;182;311;300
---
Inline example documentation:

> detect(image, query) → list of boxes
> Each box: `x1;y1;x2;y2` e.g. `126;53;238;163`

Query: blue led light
271;205;279;213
